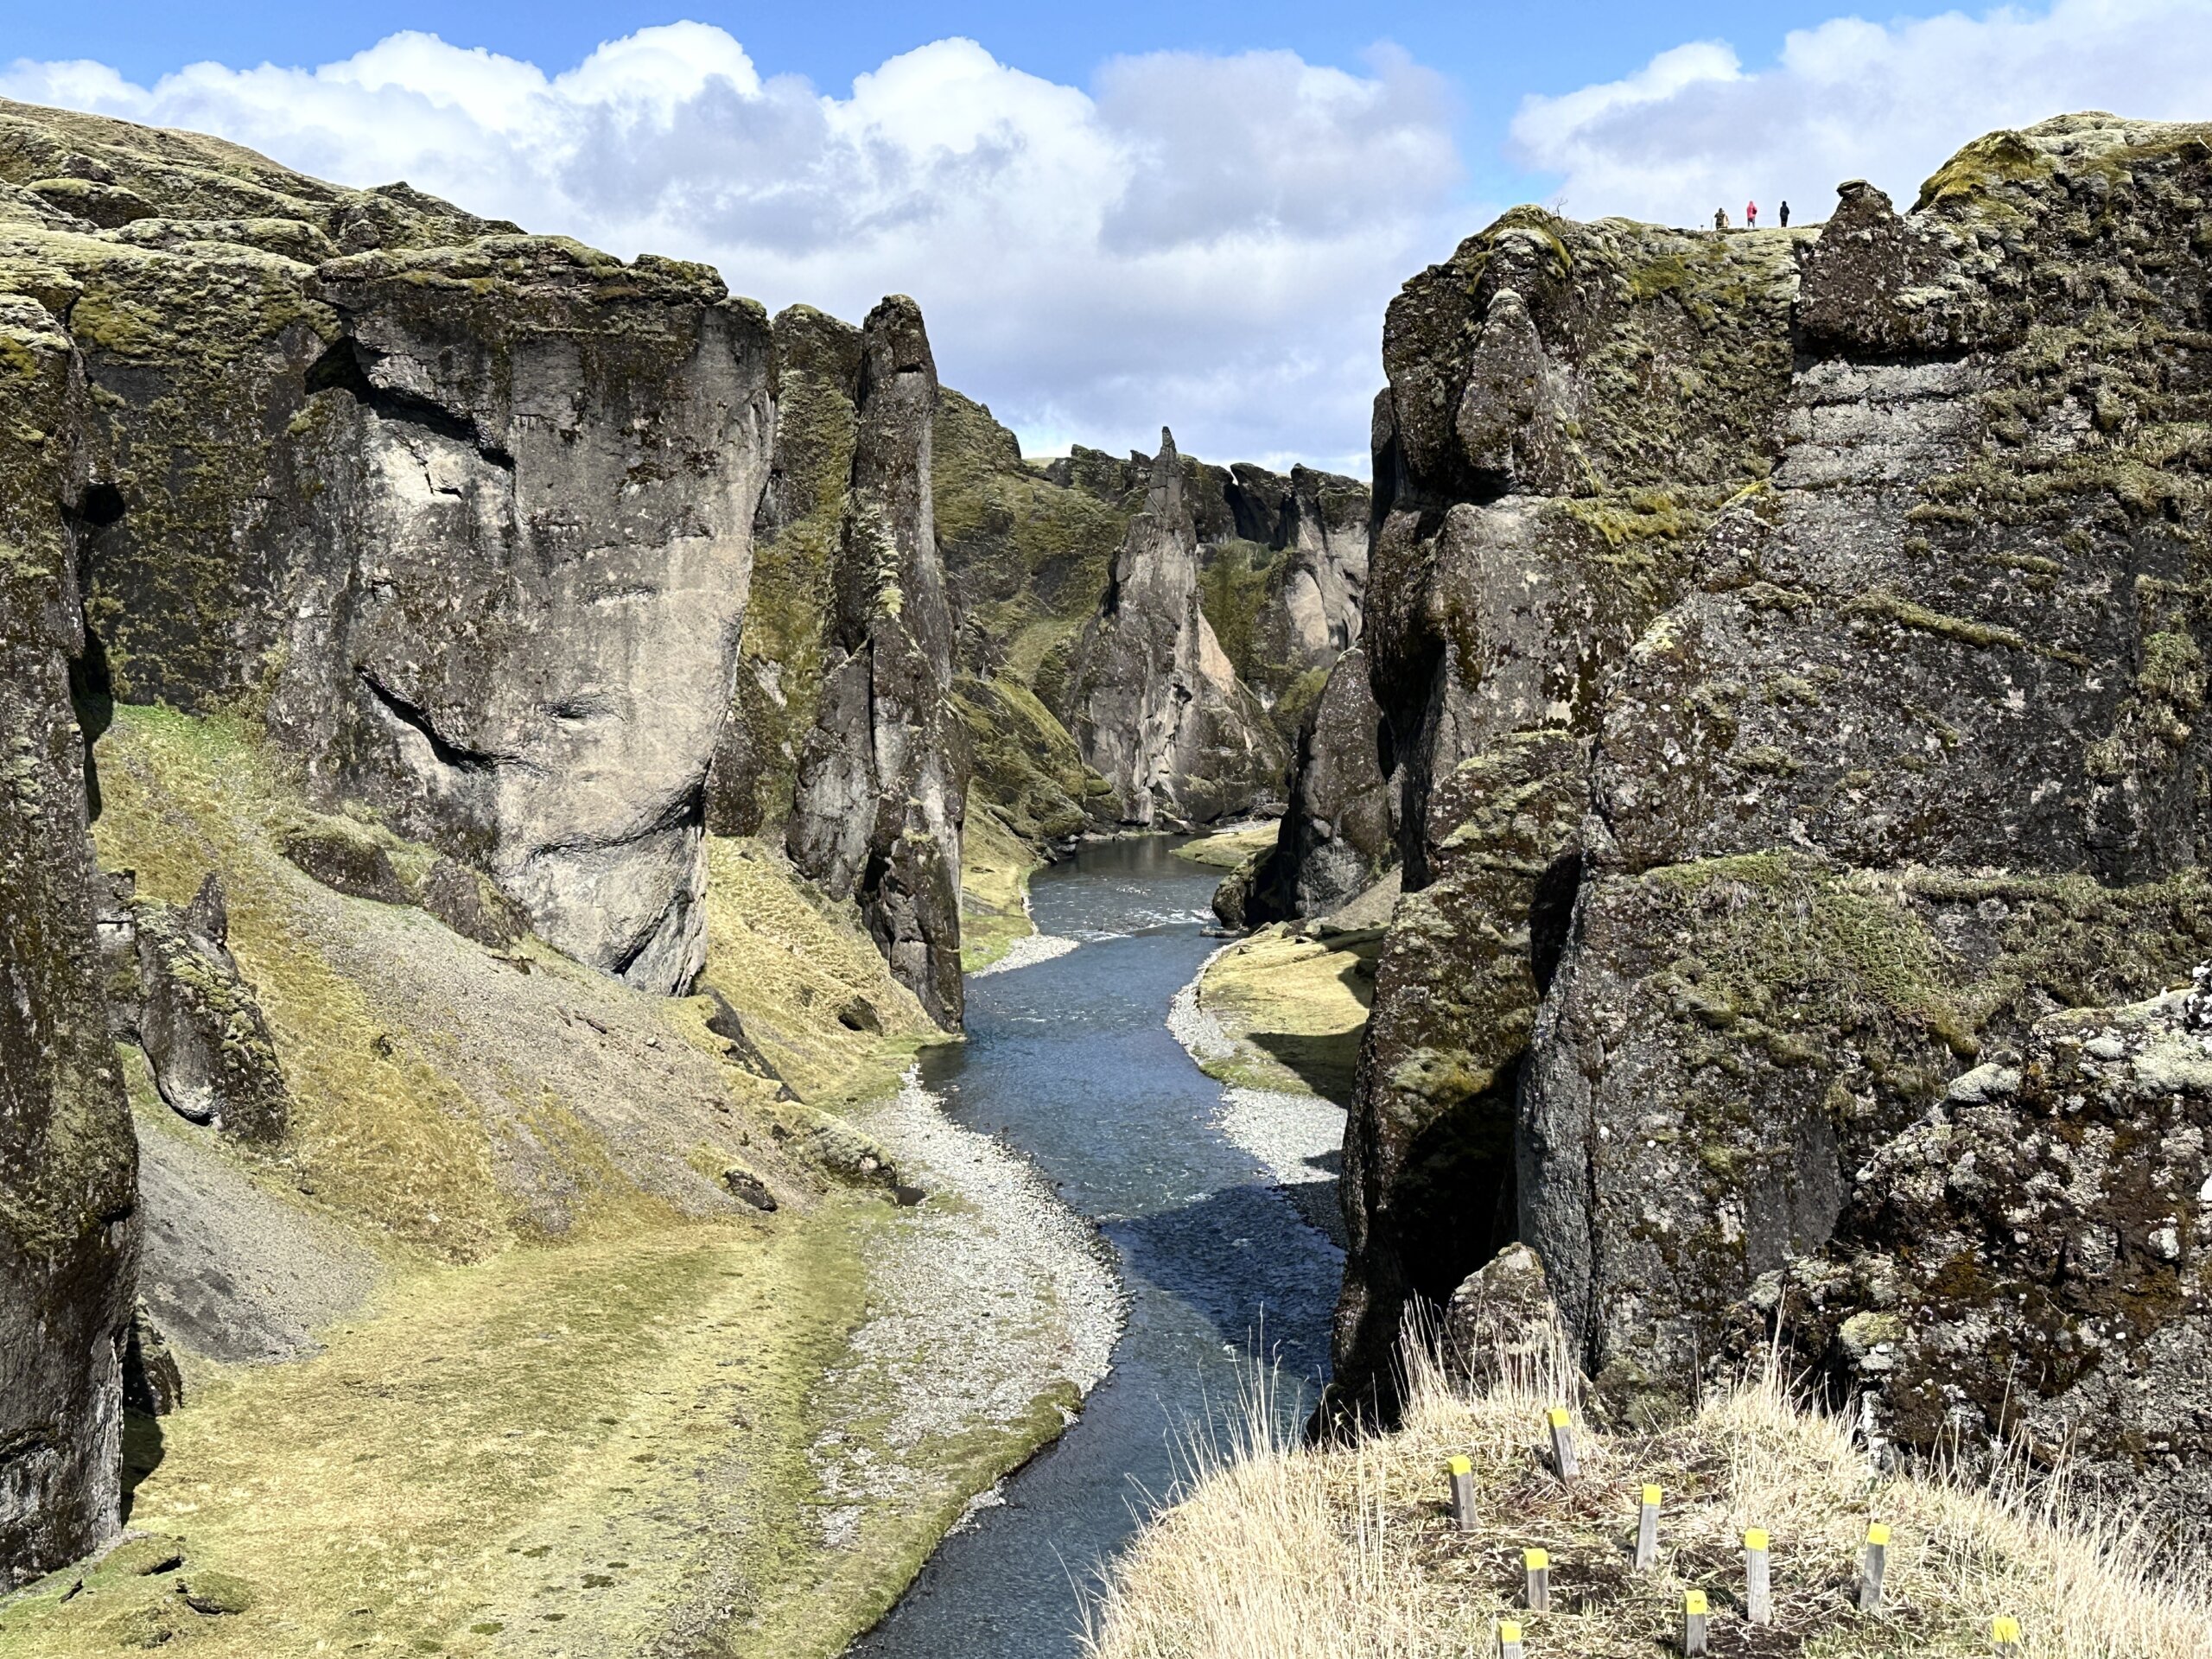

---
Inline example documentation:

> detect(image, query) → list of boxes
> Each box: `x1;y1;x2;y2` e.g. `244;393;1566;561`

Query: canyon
7;86;2212;1658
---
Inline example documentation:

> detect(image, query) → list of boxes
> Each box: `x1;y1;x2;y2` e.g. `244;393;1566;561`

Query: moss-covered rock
1334;117;2212;1489
0;257;137;1587
132;873;289;1141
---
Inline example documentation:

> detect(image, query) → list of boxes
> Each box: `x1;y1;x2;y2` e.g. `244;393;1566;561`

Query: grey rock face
786;296;967;1030
1758;981;2212;1555
1065;430;1289;827
1330;118;2212;1516
1230;644;1395;925
1325;209;1800;1408
0;98;777;997
0;288;137;1586
264;245;775;994
134;874;289;1141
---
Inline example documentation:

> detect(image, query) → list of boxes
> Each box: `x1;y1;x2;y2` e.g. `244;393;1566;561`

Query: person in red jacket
1745;200;1758;227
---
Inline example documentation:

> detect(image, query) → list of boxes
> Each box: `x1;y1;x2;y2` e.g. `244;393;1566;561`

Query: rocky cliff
1048;442;1369;734
1063;432;1290;828
0;271;138;1586
0;101;778;997
1325;203;1802;1407
1324;114;2212;1546
786;297;968;1029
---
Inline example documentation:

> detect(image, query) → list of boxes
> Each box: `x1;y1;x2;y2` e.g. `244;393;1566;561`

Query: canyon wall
1325;115;2212;1546
0;273;138;1586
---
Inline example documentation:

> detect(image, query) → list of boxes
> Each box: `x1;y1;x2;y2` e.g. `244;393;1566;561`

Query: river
850;836;1344;1658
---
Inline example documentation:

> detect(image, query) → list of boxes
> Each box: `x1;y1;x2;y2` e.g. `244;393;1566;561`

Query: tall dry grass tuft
1084;1319;2212;1659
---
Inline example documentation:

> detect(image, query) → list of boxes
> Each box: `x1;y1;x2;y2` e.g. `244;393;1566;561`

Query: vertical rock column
1065;431;1287;826
0;296;138;1584
787;297;968;1029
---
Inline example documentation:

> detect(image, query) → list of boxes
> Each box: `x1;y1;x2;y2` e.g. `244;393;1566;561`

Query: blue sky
9;3;2212;468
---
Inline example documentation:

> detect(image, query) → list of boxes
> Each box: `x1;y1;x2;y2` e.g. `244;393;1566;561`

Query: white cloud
1512;0;2212;230
1;26;1467;472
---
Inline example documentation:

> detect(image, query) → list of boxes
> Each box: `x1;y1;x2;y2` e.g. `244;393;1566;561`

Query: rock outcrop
1;99;776;998
1328;115;2212;1541
785;297;967;1029
1328;207;1801;1406
1046;442;1370;729
1758;977;2212;1553
1064;431;1289;827
0;278;137;1585
130;875;289;1141
1221;644;1395;927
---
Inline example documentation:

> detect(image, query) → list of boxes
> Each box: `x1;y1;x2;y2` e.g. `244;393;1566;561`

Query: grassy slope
0;708;1039;1659
1086;1344;2212;1659
1173;822;1280;870
1189;924;1379;1108
960;804;1039;974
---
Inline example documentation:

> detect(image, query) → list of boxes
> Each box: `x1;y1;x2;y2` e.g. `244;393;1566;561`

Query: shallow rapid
850;837;1343;1657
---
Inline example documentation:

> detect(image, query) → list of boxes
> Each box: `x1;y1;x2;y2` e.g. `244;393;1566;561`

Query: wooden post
1681;1590;1709;1656
1634;1484;1661;1571
1859;1522;1889;1612
1992;1616;2023;1654
1523;1548;1550;1613
1743;1529;1771;1625
1497;1618;1525;1659
1546;1406;1579;1483
1448;1454;1477;1532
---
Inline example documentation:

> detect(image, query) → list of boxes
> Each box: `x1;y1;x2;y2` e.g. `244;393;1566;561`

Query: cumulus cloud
1512;0;2212;230
1;26;1466;471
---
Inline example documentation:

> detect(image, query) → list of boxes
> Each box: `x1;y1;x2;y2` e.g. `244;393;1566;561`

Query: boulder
1761;976;2212;1554
133;874;289;1141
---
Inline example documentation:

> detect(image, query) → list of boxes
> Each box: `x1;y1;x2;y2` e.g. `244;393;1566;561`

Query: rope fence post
1681;1589;1709;1656
1635;1484;1661;1571
1522;1548;1550;1613
1546;1406;1579;1483
1448;1455;1476;1532
1992;1615;2023;1655
1497;1618;1524;1659
1743;1529;1770;1625
1859;1522;1889;1612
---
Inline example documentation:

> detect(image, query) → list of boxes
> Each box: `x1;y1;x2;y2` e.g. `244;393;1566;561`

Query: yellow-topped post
1992;1616;2023;1654
1523;1547;1550;1612
1447;1454;1476;1532
1497;1619;1525;1659
1859;1521;1890;1612
1743;1528;1771;1625
1681;1589;1709;1656
1546;1404;1579;1482
1634;1484;1662;1570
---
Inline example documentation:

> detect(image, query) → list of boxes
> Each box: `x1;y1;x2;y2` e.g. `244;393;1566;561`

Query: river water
850;836;1344;1658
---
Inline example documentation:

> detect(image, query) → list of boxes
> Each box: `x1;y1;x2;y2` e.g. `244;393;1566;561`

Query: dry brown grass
1085;1332;2212;1659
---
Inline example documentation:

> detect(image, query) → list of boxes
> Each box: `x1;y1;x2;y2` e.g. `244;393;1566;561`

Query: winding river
851;836;1344;1657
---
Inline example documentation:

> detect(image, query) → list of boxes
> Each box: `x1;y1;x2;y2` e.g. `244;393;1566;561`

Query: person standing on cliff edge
1713;207;1729;230
1779;200;1790;227
1745;200;1758;226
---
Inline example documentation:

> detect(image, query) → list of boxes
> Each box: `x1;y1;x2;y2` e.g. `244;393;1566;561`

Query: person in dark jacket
1713;207;1729;230
1779;200;1790;227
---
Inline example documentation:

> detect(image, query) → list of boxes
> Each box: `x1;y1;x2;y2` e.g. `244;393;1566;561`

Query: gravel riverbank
1168;945;1349;1249
818;1072;1124;1554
